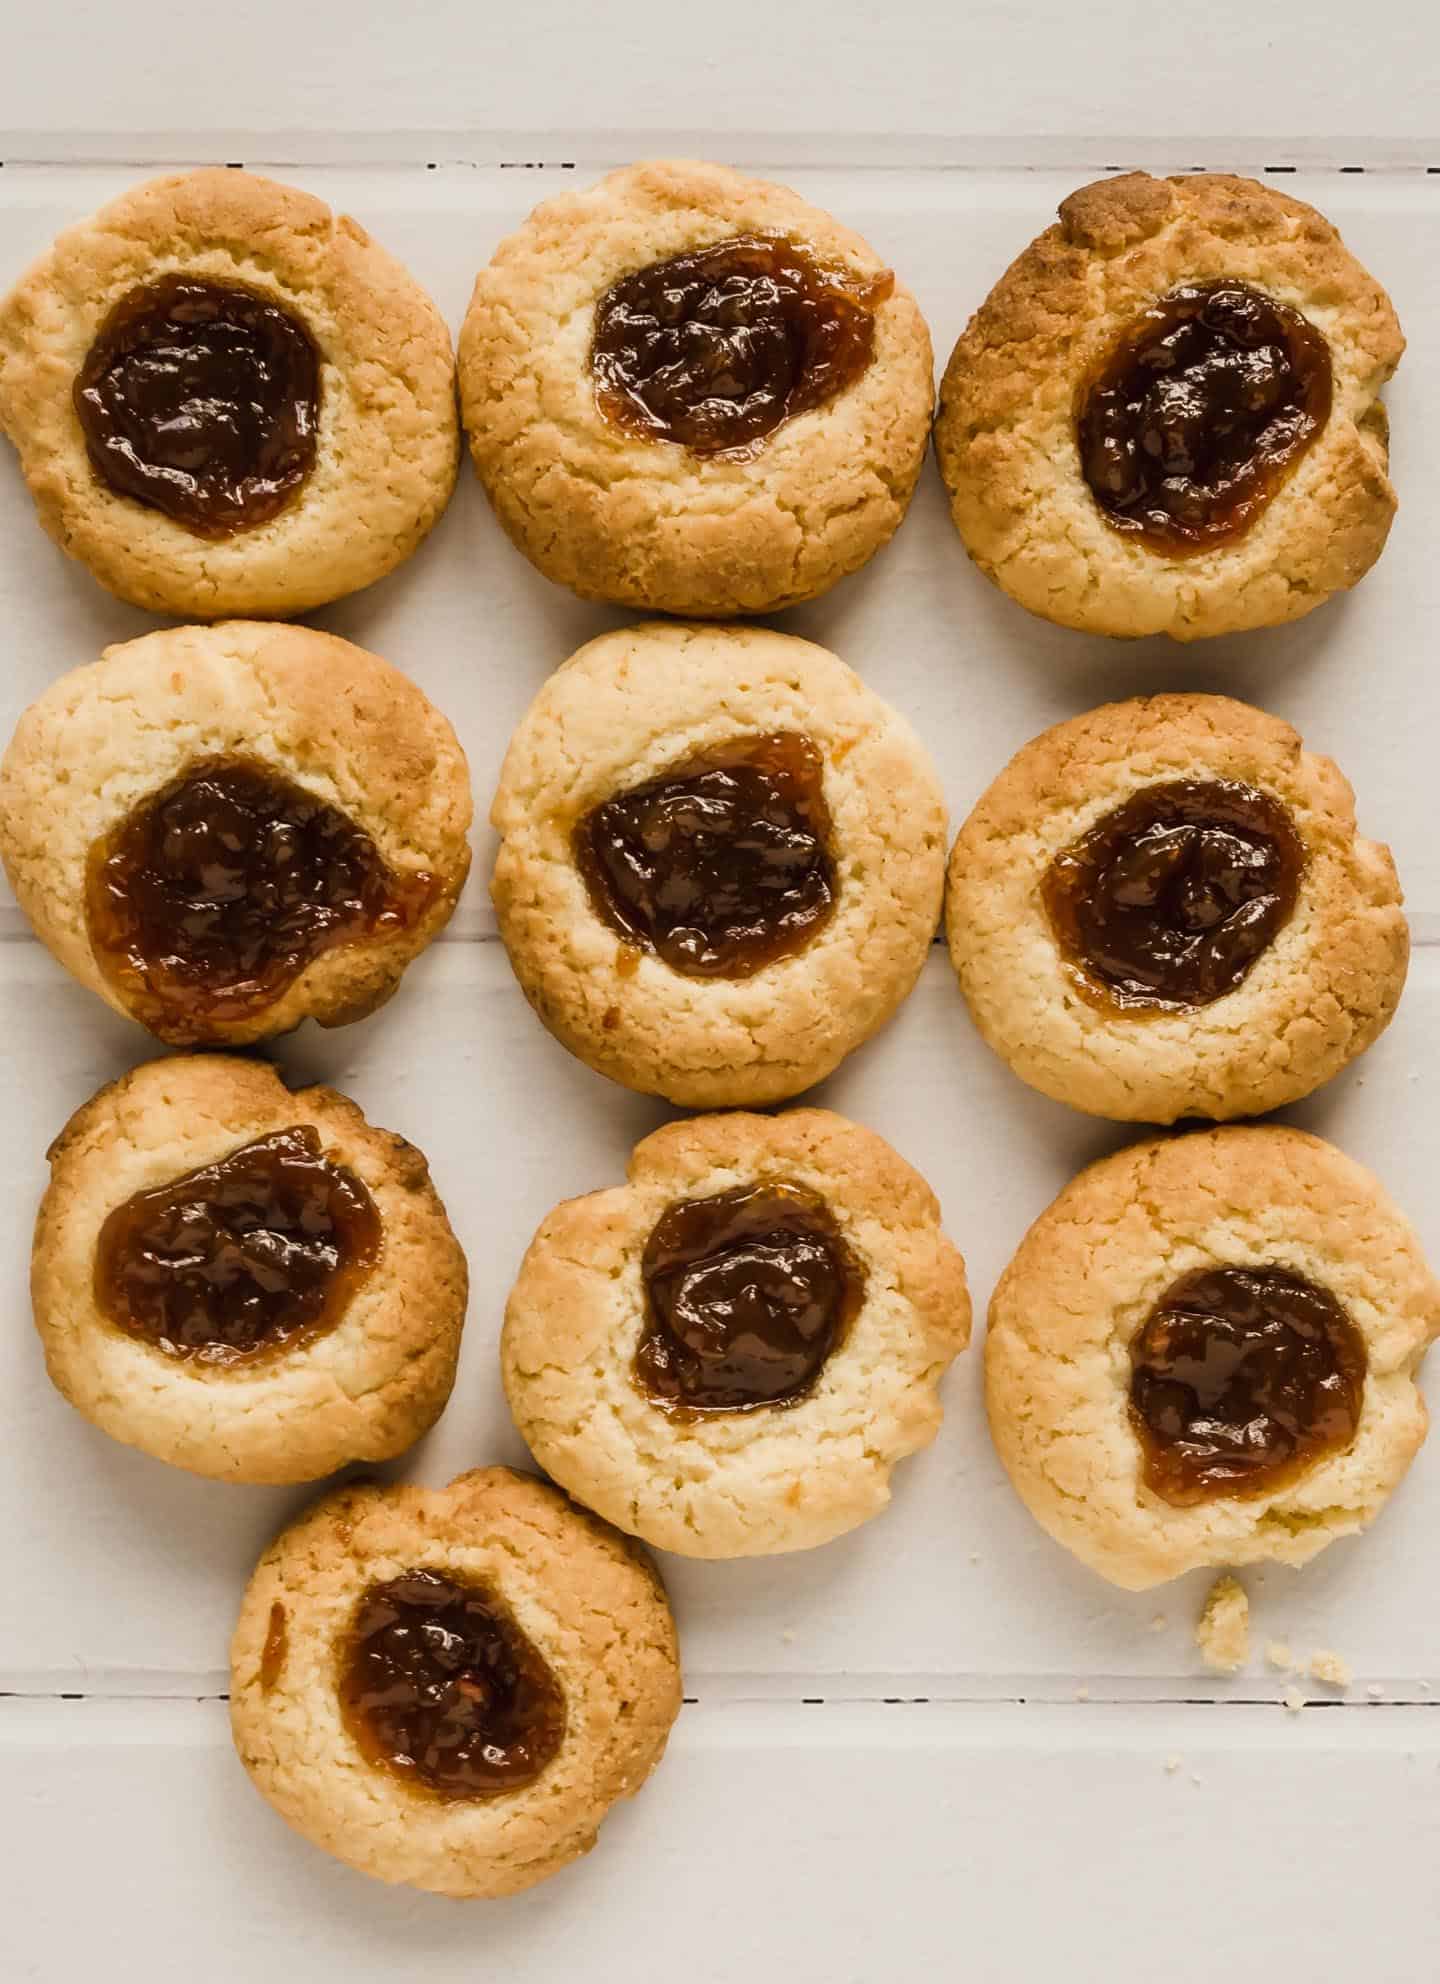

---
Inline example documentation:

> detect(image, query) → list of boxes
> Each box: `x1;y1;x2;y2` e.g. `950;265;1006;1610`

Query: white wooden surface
2;62;1440;1984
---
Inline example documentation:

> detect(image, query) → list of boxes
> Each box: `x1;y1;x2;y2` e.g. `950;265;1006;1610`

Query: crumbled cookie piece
1195;1575;1249;1673
1309;1649;1353;1689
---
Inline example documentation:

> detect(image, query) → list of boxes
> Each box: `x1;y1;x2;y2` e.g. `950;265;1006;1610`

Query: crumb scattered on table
1195;1574;1248;1673
1150;1614;1167;1632
1266;1640;1295;1673
1283;1687;1306;1714
1164;1753;1182;1774
1309;1649;1352;1690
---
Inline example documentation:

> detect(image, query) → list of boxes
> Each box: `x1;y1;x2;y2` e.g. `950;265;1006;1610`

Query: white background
3;11;1440;1978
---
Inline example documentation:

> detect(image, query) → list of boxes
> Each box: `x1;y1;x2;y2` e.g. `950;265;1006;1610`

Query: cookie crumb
1308;1649;1352;1690
780;1629;796;1646
1164;1753;1182;1774
1074;1685;1090;1701
1283;1687;1306;1714
1266;1640;1295;1673
1195;1574;1248;1673
1367;1683;1386;1700
1150;1614;1167;1632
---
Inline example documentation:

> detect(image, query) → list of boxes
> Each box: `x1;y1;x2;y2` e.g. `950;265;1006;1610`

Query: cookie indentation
340;1569;566;1799
1130;1265;1366;1505
1077;280;1332;551
94;1125;380;1366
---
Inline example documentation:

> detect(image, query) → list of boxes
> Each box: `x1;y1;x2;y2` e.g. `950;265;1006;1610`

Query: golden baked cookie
935;172;1403;640
492;621;947;1107
986;1126;1440;1589
458;159;933;616
32;1055;467;1484
0;619;471;1047
0;168;458;617
945;694;1406;1123
231;1467;681;1897
503;1109;970;1557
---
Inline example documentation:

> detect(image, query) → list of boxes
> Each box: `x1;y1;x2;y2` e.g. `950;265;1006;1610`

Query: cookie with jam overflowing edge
985;1126;1440;1590
491;622;947;1108
0;168;458;617
934;172;1403;641
457;158;934;617
945;694;1407;1123
502;1108;971;1558
230;1466;681;1897
32;1055;467;1484
0;619;472;1047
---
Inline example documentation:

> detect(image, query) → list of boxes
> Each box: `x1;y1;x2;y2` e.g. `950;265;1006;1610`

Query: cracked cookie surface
0;618;472;1046
945;694;1407;1123
934;172;1403;640
33;1055;467;1483
986;1126;1440;1589
458;159;933;616
491;622;947;1107
0;168;458;617
502;1109;971;1557
230;1466;681;1896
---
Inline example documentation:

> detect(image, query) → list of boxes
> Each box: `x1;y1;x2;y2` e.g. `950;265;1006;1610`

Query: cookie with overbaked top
459;159;933;616
935;172;1402;639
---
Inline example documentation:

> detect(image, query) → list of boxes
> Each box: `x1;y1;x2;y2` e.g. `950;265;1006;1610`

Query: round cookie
458;159;933;616
33;1055;467;1484
492;622;947;1108
935;172;1403;640
0;168;458;617
986;1126;1440;1590
945;694;1406;1123
231;1466;681;1897
502;1109;971;1557
0;619;472;1047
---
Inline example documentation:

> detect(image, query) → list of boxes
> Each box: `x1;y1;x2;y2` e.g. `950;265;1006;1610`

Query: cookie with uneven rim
934;172;1403;640
33;1055;467;1484
230;1467;681;1897
945;694;1407;1123
458;159;933;617
0;168;458;617
0;619;472;1047
502;1109;971;1558
492;622;947;1108
986;1127;1440;1590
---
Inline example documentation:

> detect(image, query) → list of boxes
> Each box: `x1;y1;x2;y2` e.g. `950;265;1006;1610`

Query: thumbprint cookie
491;621;946;1108
32;1056;467;1483
502;1109;970;1557
458;159;933;616
231;1467;681;1896
0;619;471;1047
986;1127;1440;1589
945;695;1406;1123
0;168;458;616
935;172;1402;639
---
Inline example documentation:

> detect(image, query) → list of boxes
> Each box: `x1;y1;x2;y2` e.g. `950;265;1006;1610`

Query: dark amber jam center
74;275;320;535
1130;1265;1366;1505
637;1181;865;1414
1076;280;1332;551
1041;777;1305;1013
339;1570;566;1799
575;732;837;980
94;1125;380;1367
85;754;442;1042
591;234;891;454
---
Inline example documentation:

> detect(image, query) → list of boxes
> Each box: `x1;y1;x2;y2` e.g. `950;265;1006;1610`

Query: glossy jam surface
94;1126;380;1367
1076;280;1332;550
340;1570;566;1799
1041;778;1305;1012
591;234;891;454
1130;1266;1366;1505
86;754;440;1041
637;1181;865;1413
576;732;836;979
74;275;320;534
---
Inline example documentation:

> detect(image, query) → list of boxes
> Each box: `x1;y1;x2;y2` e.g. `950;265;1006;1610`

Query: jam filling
1130;1265;1366;1505
637;1180;865;1413
591;234;891;454
1041;777;1305;1012
339;1570;566;1799
94;1125;380;1366
575;731;836;979
1076;279;1332;551
74;275;320;534
85;754;442;1041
